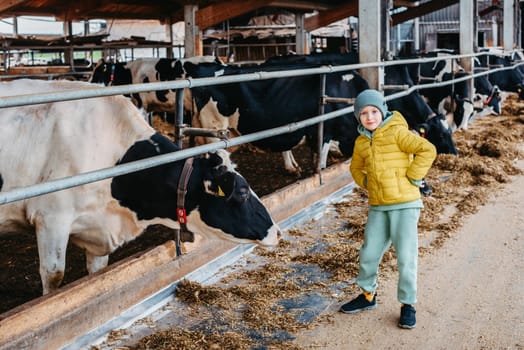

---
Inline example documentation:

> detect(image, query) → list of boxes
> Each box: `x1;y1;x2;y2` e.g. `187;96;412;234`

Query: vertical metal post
175;88;185;149
450;58;455;114
317;74;326;185
13;16;18;36
174;87;185;255
460;0;475;114
63;21;74;69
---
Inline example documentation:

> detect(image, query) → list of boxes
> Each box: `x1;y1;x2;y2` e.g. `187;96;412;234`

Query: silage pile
125;96;523;350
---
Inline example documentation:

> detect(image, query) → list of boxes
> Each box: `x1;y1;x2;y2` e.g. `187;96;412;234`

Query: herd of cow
0;48;522;295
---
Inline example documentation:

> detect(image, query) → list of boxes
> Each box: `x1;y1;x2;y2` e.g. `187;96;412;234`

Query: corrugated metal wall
391;0;504;54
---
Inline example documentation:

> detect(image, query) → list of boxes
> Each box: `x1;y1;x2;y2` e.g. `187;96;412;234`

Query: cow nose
277;230;282;240
234;186;249;202
231;187;249;204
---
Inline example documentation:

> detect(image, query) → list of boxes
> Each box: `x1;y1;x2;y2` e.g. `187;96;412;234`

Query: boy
340;89;436;329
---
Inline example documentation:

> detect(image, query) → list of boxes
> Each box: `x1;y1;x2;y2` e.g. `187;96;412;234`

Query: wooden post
503;0;515;50
295;13;309;54
184;5;200;57
359;0;385;90
165;17;174;58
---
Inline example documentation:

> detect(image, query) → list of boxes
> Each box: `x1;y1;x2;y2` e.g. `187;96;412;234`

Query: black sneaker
339;293;377;314
398;304;416;329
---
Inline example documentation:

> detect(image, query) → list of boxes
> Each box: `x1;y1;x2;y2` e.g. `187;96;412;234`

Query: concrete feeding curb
0;159;353;350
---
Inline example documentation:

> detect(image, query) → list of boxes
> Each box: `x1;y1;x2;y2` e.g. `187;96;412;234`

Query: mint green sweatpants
356;207;420;305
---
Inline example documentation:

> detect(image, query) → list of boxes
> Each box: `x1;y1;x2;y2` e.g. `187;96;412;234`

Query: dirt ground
124;97;524;350
294;160;524;350
1;97;523;350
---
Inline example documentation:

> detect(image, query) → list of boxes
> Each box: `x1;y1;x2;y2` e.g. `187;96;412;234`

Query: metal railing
0;50;522;205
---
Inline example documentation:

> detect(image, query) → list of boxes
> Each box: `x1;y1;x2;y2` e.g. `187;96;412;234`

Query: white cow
0;79;280;294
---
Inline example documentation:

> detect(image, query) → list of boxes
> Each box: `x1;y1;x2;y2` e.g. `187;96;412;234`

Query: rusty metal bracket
383;84;410;90
181;126;230;140
175;124;230;140
322;95;356;105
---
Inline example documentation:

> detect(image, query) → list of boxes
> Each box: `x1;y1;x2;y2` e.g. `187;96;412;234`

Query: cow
89;56;225;116
266;55;458;156
404;51;475;131
472;57;502;115
476;51;524;100
384;63;459;155
0;79;281;295
508;50;524;76
183;53;369;175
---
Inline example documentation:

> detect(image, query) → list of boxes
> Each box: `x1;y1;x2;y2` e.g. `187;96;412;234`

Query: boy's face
359;105;383;131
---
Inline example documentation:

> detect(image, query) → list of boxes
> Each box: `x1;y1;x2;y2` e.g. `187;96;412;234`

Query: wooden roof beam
391;0;459;25
304;2;358;32
195;0;273;30
56;0;106;21
0;0;28;13
184;0;339;31
60;3;173;21
393;0;419;8
268;0;332;12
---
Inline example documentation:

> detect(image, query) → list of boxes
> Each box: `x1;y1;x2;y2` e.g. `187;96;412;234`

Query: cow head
416;115;458;155
111;136;281;246
188;149;281;245
88;59;107;84
474;61;502;115
486;85;502;114
451;93;474;130
88;60;132;87
480;53;524;99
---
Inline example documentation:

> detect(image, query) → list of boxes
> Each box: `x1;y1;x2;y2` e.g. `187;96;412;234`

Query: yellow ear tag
217;186;225;196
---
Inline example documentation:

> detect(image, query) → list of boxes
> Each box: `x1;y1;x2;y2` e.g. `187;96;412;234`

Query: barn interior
0;2;523;350
2;0;518;76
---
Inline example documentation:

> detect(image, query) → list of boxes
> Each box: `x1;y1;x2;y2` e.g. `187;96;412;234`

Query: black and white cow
385;63;459;155
476;50;524;100
184;53;369;175
281;55;459;155
473;57;502;115
509;50;524;75
0;79;280;295
405;51;475;131
89;56;224;115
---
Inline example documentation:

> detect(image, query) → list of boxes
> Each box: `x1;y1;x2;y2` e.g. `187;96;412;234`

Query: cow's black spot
173;60;184;79
0;173;3;191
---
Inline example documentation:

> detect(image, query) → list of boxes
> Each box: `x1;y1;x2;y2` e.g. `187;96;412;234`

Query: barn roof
0;1;456;32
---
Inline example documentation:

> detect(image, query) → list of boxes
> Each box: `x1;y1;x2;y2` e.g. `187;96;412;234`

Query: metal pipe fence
0;50;522;205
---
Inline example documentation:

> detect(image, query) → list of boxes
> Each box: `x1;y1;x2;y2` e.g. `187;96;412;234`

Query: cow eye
212;165;228;177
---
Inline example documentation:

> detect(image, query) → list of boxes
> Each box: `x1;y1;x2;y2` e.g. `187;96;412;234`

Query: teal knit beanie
353;89;388;122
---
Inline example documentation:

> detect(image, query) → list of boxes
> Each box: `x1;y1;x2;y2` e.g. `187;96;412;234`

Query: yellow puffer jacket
350;111;437;206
